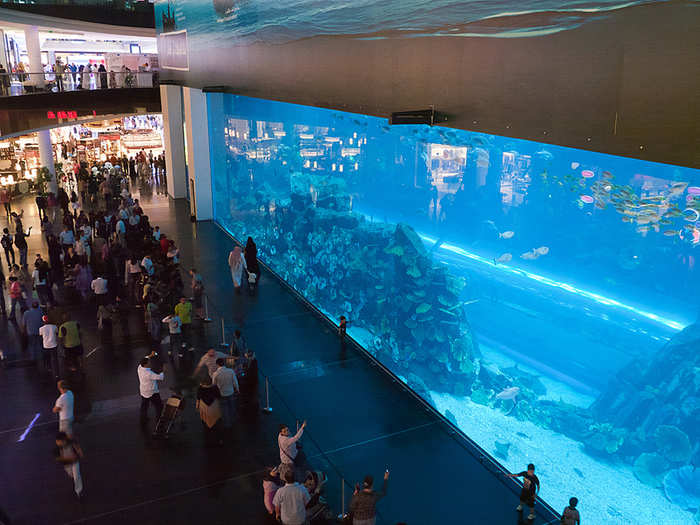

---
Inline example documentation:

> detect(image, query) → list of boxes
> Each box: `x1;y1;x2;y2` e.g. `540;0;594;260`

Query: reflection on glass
208;93;700;525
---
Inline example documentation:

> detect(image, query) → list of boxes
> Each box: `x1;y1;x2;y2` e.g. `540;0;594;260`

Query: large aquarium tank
207;93;700;524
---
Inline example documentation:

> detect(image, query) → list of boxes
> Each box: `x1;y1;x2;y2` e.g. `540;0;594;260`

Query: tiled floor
0;186;558;524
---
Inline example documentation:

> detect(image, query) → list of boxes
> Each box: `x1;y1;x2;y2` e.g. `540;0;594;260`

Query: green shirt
174;302;192;325
59;321;81;348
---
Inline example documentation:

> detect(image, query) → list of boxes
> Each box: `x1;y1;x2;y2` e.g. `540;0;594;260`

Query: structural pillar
24;26;44;88
182;87;213;221
159;84;186;199
37;129;56;193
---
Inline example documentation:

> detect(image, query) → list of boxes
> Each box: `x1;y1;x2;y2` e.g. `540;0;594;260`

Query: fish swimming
521;251;538;260
494;253;513;265
535;246;549;256
499;231;515;239
663;230;679;237
496;386;520;400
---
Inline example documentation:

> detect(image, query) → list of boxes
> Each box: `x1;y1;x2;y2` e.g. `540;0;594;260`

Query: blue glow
419;233;687;331
208;93;700;524
17;413;40;442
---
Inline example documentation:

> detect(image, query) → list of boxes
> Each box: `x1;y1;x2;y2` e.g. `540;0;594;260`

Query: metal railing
0;71;159;97
186;286;378;522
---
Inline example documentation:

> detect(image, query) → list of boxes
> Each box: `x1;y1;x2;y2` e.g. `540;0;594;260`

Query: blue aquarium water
207;93;700;524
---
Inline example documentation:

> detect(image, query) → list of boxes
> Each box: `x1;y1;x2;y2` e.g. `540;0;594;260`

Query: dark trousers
140;393;163;421
2;202;10;216
3;247;14;267
43;346;60;378
18;247;27;268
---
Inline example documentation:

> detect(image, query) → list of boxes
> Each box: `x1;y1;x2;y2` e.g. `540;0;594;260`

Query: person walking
40;315;60;379
53;432;83;500
227;245;247;294
52;380;74;437
1;228;14;268
278;421;306;471
561;497;581;525
0;266;6;317
273;469;311;525
506;463;540;521
211;358;239;430
137;357;164;423
22;301;43;363
33;257;51;306
349;470;390;525
244;236;260;292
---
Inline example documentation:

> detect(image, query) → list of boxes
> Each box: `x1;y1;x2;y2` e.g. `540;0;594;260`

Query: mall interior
0;1;698;524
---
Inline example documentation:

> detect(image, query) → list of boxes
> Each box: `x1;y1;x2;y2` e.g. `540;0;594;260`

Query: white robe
228;251;247;286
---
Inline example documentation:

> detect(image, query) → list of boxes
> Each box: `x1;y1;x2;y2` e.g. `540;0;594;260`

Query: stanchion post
337;478;347;520
203;296;212;323
263;376;273;413
219;318;228;350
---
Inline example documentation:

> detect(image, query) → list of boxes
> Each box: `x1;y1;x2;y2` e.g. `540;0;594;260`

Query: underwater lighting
419;234;687;331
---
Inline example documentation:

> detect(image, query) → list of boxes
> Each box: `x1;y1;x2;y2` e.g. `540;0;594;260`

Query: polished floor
0;188;559;524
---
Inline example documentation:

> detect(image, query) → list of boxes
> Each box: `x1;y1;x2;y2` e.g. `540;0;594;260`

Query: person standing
162;312;182;358
59;314;83;371
278;421;306;470
506;463;540;521
174;297;192;348
53;432;83;500
0;266;6;317
137;357;164;423
0;188;11;217
195;377;222;446
561;497;581;525
211;358;239;429
33;257;51;306
7;276;22;322
194;348;229;379
22;301;43;363
40;315;60;379
52;380;74;436
13;226;30;268
90;274;108;305
349;470;390;525
273;469;311;525
1;227;14;268
227;246;247;294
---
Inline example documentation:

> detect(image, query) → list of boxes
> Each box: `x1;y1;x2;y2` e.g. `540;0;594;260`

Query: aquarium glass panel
208;93;700;525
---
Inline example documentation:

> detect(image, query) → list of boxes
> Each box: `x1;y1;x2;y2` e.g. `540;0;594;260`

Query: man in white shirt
39;315;59;379
90;275;108;305
52;380;74;437
278;420;306;467
273;469;311;525
212;358;239;429
138;358;164;422
194;348;229;378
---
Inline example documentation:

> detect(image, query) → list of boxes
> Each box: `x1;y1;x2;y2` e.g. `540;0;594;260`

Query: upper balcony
0;0;154;28
0;69;159;97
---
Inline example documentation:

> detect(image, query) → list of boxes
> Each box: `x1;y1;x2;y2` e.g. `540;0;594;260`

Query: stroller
152;392;185;439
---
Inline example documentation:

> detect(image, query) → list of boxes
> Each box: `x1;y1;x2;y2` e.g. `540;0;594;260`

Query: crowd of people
0;58;156;96
0;154;583;525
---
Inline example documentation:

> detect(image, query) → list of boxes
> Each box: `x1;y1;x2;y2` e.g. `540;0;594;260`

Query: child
506;463;540;521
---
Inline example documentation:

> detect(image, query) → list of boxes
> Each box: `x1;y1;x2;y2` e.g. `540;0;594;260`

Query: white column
24;26;44;89
159;84;186;199
37;129;56;193
182;87;213;221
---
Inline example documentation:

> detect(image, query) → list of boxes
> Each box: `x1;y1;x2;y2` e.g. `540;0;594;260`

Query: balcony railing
0;71;160;97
